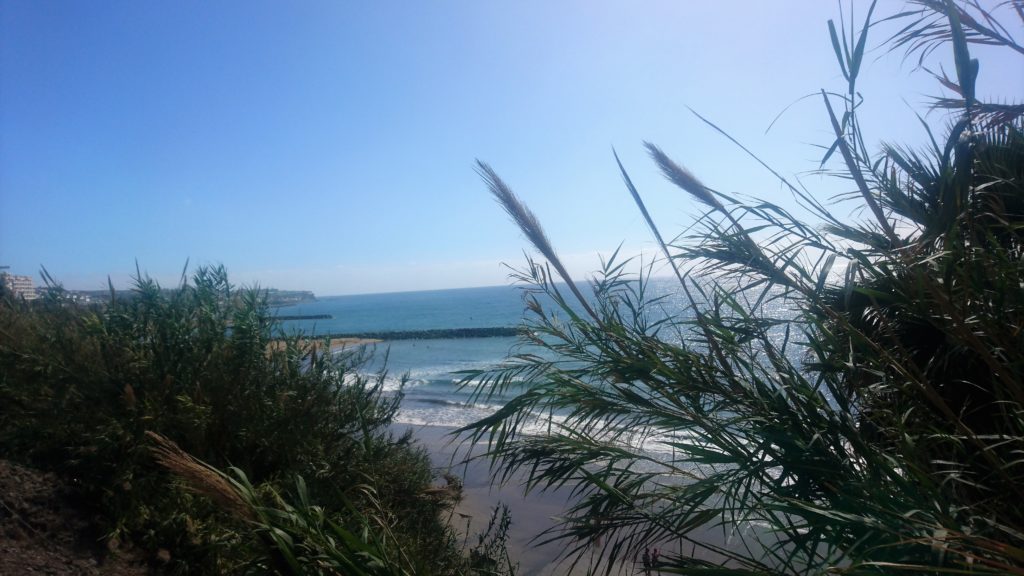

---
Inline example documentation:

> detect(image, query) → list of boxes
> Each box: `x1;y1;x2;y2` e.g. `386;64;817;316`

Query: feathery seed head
147;431;255;522
644;142;719;209
476;160;558;264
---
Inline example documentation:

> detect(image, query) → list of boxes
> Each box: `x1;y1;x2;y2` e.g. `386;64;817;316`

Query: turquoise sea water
276;280;793;433
277;284;533;429
278;285;527;335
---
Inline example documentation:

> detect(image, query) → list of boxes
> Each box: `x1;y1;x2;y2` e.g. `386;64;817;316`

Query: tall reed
463;2;1024;574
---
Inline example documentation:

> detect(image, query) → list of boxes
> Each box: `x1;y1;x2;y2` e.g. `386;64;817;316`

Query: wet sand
399;424;612;575
400;424;747;575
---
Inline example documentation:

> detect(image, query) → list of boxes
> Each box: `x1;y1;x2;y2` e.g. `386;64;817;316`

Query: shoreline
267;336;382;352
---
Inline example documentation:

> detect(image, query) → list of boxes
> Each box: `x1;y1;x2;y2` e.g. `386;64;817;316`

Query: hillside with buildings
0;269;37;301
0;269;315;306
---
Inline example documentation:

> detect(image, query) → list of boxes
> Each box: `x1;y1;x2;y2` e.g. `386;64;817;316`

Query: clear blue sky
2;1;1021;295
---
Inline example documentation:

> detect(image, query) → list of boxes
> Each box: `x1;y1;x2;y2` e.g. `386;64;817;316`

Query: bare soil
0;459;152;575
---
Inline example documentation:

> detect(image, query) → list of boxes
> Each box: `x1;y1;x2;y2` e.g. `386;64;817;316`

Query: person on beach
641;547;660;575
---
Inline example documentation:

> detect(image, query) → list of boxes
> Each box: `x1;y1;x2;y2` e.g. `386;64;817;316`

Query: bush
463;2;1024;574
0;265;461;573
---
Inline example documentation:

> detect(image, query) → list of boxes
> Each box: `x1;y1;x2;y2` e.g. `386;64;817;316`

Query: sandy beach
399;424;616;575
400;424;750;575
267;336;382;353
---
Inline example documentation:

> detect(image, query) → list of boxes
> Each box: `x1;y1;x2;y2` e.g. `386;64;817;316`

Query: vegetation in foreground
464;1;1024;574
0;266;511;574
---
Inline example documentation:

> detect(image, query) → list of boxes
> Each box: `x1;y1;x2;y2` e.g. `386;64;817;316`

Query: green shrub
0;265;460;573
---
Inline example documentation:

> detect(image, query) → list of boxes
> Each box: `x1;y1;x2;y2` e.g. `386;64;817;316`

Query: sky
2;1;1021;296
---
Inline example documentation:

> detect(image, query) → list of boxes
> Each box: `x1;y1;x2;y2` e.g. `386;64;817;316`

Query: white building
1;273;38;300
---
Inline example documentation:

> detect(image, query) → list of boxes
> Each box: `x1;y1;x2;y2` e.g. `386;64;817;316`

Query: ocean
277;284;537;429
276;280;793;434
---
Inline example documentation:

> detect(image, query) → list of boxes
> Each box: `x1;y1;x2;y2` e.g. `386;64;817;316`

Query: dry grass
147;431;255;523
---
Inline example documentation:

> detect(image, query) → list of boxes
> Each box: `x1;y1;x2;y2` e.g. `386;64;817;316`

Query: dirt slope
0;460;151;575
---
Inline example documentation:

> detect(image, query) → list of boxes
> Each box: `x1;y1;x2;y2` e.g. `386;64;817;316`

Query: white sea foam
452;375;526;389
395;404;500;429
395;400;707;470
340;372;430;393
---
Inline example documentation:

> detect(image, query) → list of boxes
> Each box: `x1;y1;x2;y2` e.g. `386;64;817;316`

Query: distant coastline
264;289;316;307
55;287;317;307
